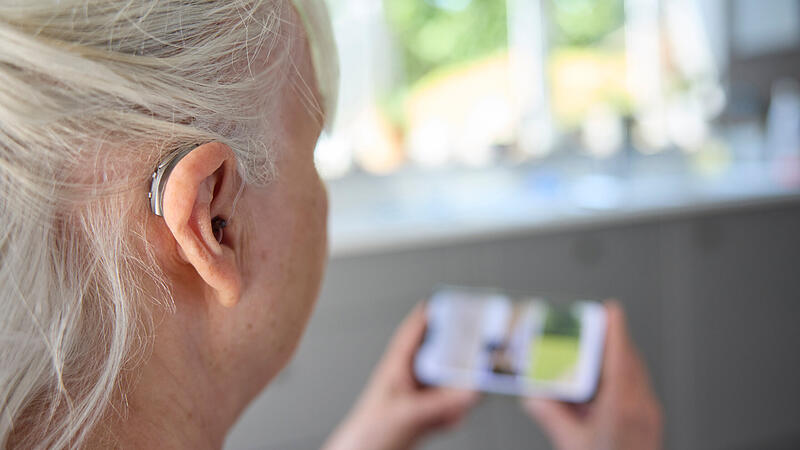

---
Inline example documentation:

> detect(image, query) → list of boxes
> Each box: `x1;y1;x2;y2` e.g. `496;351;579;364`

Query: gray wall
226;200;800;450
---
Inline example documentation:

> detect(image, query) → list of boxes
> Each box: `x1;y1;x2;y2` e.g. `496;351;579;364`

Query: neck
89;314;245;449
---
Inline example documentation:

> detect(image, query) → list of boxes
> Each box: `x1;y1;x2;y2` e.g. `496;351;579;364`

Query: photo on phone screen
414;287;606;402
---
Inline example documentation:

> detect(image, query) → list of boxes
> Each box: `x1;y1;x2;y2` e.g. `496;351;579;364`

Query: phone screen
415;287;606;402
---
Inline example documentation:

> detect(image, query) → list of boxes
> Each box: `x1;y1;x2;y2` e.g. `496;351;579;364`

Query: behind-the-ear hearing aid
149;145;228;243
149;145;197;217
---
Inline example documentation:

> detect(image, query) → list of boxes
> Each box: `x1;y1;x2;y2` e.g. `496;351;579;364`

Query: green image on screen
528;307;581;382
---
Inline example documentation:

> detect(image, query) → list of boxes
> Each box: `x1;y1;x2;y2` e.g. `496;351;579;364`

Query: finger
409;388;479;429
521;398;582;448
382;302;428;371
601;301;651;396
602;301;636;378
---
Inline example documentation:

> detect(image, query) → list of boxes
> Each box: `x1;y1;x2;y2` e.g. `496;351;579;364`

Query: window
319;0;800;254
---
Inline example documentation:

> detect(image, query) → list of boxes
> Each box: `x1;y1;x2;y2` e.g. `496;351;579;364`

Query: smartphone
414;287;607;402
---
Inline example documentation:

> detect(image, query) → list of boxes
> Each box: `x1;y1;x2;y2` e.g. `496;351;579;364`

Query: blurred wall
226;199;800;450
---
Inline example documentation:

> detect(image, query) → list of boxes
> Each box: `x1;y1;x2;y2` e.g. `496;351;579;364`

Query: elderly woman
0;1;661;449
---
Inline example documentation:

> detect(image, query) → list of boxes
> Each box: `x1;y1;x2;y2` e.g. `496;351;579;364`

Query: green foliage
530;335;580;381
383;0;508;86
550;0;625;46
542;307;581;337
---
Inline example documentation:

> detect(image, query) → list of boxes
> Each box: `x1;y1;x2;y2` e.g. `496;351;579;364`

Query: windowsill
326;154;800;258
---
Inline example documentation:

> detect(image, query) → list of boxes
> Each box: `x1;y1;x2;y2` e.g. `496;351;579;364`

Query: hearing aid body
148;146;197;217
149;145;227;242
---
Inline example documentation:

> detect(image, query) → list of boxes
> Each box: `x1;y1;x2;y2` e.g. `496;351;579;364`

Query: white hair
0;0;336;448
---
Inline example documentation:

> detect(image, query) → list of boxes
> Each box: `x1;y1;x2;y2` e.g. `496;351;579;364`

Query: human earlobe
159;142;243;308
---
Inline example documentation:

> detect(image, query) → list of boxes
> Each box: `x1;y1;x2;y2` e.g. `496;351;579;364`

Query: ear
161;142;242;308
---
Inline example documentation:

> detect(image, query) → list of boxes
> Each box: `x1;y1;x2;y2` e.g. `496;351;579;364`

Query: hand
522;301;663;450
324;303;479;450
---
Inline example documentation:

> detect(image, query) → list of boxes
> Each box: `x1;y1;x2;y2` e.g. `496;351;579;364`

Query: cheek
277;171;328;295
314;176;329;249
299;174;329;286
293;173;328;290
234;168;328;375
267;178;327;361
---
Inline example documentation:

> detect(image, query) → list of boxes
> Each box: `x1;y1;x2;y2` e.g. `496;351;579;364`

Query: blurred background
227;0;800;448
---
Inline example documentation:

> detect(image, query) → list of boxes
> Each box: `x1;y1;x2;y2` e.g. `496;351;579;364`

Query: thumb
522;398;583;448
381;302;427;373
411;388;478;429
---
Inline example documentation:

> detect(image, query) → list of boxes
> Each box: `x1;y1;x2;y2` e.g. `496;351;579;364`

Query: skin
328;301;663;450
323;304;479;450
93;8;473;449
93;7;662;450
98;57;329;450
522;302;663;450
